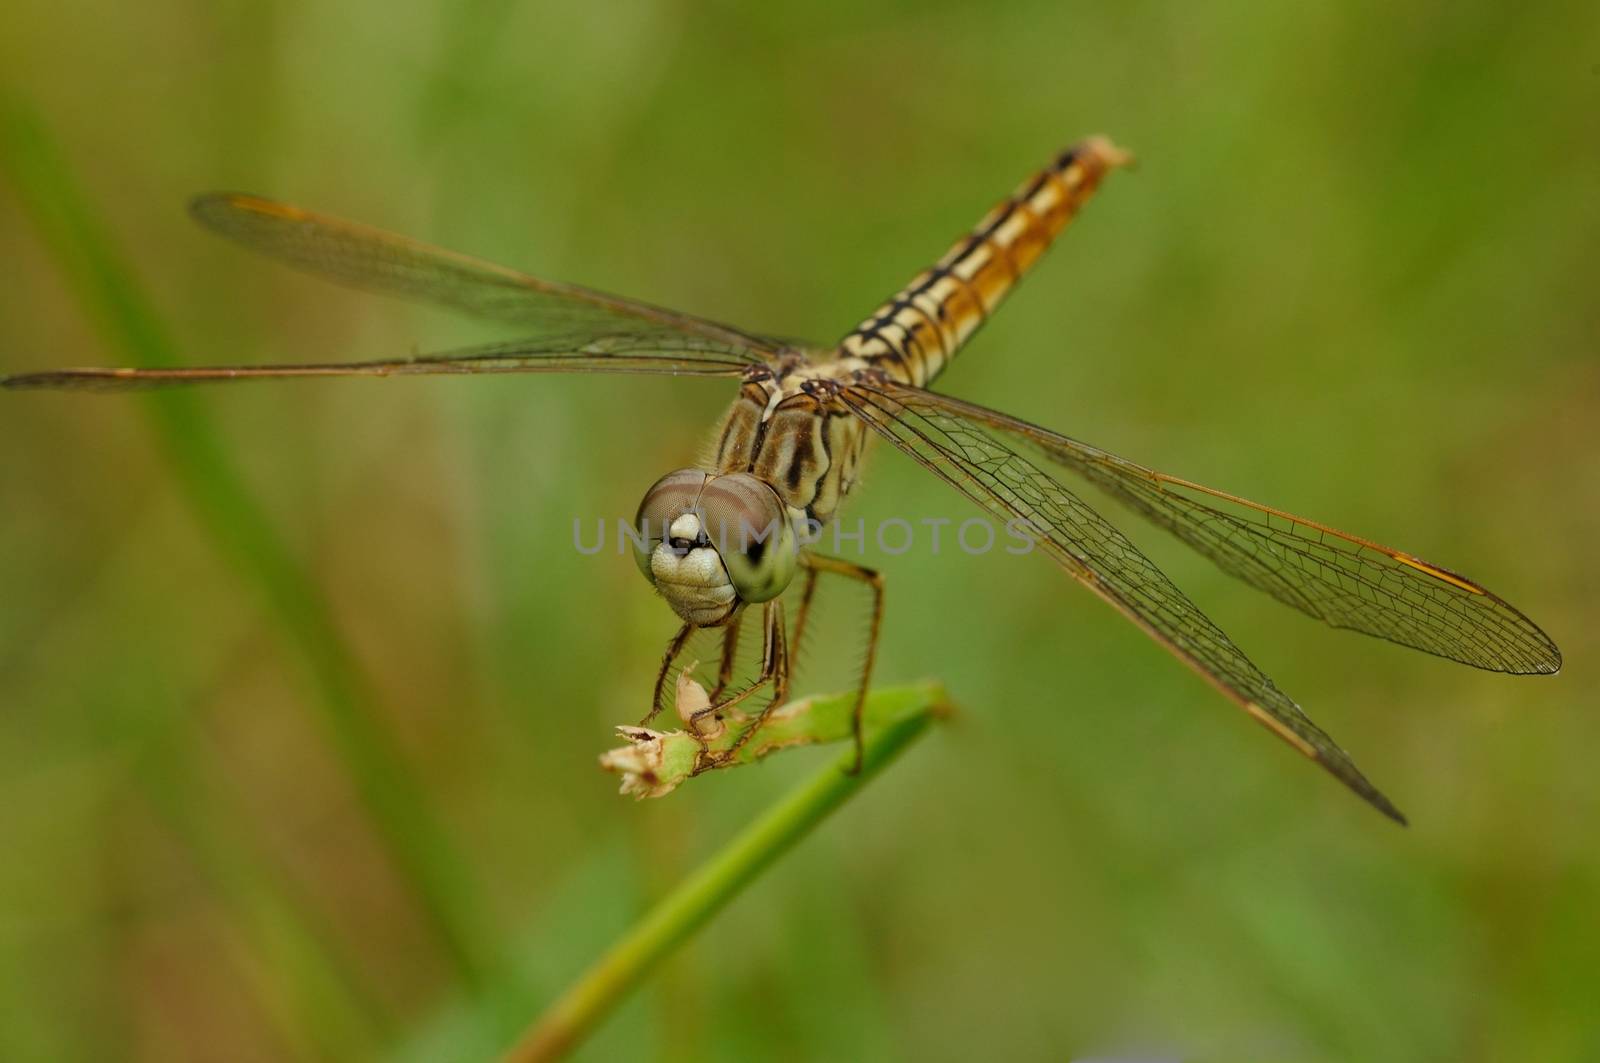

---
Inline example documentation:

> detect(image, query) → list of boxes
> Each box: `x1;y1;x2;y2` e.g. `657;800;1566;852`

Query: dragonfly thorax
632;469;799;627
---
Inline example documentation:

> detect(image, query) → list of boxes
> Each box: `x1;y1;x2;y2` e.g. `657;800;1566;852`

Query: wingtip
1344;765;1409;826
1309;746;1409;826
1;367;145;391
187;190;224;217
188;190;243;223
1375;796;1410;828
1331;762;1408;826
1505;636;1562;676
190;190;301;221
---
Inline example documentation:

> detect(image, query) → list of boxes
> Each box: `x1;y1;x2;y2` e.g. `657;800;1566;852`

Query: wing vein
838;380;1406;823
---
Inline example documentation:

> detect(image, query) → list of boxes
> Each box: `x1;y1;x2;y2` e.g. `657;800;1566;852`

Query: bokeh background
2;3;1596;1060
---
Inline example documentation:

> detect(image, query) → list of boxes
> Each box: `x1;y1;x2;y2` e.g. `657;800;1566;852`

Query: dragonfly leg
799;553;886;774
642;622;696;726
687;599;790;772
709;618;742;701
789;566;822;658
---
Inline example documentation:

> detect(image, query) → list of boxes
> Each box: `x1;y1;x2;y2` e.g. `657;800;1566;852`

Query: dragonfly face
632;468;800;626
3;135;1560;820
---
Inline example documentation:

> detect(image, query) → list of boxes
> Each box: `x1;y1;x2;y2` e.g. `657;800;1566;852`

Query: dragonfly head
633;469;799;627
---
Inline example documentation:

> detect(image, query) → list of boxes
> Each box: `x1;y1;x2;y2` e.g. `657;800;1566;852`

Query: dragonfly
4;136;1562;823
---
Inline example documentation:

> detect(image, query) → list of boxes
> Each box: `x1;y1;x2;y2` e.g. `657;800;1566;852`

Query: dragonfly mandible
4;136;1562;823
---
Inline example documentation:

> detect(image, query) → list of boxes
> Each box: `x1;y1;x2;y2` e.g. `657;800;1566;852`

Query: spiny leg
643;621;695;726
801;553;886;774
688;599;790;771
710;617;742;701
789;566;823;660
720;600;791;758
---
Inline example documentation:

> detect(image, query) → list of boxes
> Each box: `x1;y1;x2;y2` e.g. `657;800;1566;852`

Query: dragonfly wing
2;332;755;390
840;378;1406;823
189;193;787;355
864;383;1560;676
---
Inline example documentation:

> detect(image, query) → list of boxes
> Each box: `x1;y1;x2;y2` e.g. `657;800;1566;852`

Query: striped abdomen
837;136;1130;388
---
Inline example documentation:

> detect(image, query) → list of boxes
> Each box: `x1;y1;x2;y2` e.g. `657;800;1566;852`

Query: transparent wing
839;378;1407;823
866;383;1561;676
186;193;787;355
3;192;795;390
2;332;755;391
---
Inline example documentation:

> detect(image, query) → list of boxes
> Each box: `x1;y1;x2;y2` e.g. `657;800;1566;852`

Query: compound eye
697;473;798;602
632;470;708;581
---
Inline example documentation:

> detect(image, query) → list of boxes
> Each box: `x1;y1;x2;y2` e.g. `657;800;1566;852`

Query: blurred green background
2;2;1596;1060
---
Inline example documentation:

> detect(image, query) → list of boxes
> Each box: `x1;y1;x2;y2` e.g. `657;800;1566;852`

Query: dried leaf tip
599;727;681;800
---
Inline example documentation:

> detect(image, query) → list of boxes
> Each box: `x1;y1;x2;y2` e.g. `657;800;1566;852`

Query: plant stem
599;676;940;798
504;681;949;1063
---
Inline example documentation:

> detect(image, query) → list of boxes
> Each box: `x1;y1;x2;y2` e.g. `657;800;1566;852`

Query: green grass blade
503;681;950;1062
0;93;498;989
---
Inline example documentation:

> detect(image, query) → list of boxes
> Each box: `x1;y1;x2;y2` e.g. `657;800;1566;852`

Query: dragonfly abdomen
837;137;1129;388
